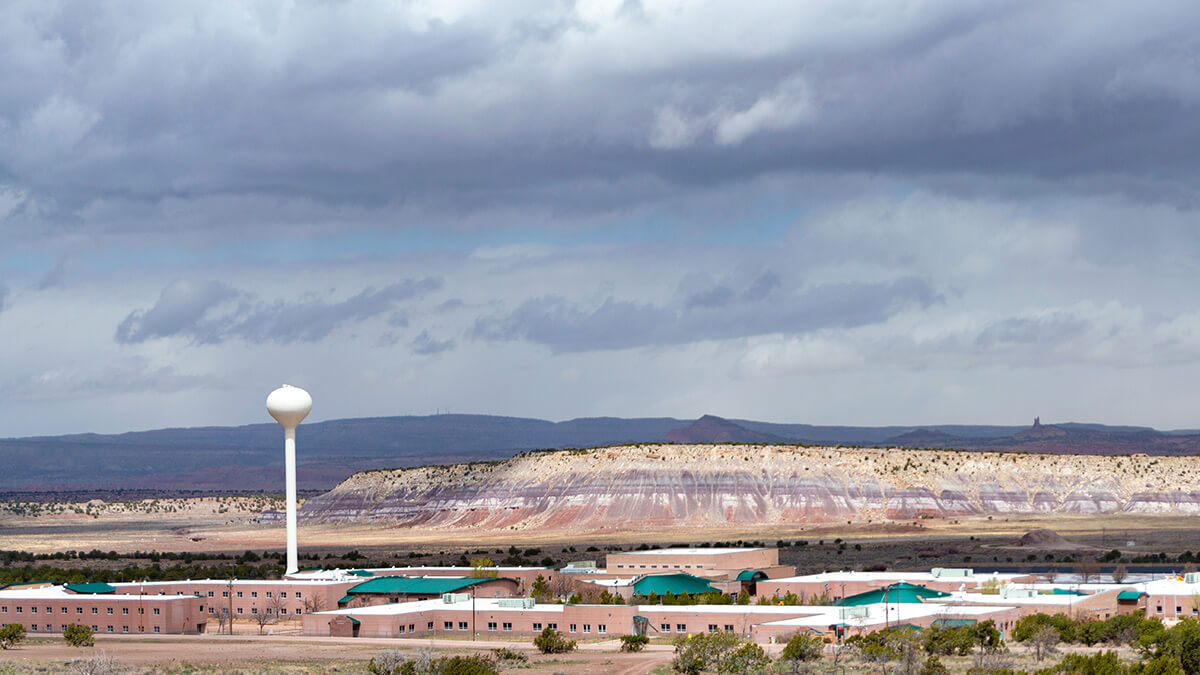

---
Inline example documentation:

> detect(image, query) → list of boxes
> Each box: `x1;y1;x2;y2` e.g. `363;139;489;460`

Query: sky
3;0;1200;436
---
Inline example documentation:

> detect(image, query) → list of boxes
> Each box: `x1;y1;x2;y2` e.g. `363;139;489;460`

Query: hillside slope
299;444;1200;528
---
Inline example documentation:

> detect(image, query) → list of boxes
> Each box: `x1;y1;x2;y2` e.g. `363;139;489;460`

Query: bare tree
1076;558;1100;583
266;594;289;624
302;594;326;614
1111;564;1128;584
214;608;230;634
1031;625;1059;662
252;606;276;634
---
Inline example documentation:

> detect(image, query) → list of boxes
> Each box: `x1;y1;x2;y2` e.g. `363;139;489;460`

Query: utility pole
472;587;477;641
139;583;144;634
228;579;234;635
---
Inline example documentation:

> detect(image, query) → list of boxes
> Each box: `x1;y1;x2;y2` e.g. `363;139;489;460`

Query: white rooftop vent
442;593;470;604
931;568;974;578
1000;588;1038;599
498;598;536;609
1185;572;1200;584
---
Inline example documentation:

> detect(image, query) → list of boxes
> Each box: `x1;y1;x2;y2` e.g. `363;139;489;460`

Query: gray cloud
3;1;1200;241
0;284;8;313
116;278;441;345
472;276;939;352
410;330;456;355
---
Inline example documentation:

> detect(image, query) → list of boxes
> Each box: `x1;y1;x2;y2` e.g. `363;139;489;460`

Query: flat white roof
760;602;1015;629
316;598;567;617
617;548;766;556
0;586;193;602
769;571;1028;584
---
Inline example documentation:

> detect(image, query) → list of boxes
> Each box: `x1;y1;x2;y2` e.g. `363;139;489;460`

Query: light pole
267;385;312;576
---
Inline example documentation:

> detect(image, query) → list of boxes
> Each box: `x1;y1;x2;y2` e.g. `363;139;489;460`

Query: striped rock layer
297;445;1200;529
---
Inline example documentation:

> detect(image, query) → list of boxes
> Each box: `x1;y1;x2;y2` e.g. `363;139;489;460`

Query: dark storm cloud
116;278;441;345
471;276;939;352
4;1;1200;236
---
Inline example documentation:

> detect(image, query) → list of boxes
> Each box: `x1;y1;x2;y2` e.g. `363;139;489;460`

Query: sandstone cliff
297;445;1200;528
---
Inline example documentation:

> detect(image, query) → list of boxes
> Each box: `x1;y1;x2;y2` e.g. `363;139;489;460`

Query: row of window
2;606;160;615
614;564;703;569
212;590;300;599
17;624;160;633
1155;606;1200;615
566;623;606;634
207;607;302;615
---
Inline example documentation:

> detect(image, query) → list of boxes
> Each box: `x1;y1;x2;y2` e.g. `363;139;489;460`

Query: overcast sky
4;0;1200;436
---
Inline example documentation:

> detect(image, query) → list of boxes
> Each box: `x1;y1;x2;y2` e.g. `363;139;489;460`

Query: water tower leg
285;427;298;575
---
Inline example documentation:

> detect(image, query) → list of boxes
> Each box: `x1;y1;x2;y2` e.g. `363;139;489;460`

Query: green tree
923;625;975;656
0;623;25;650
781;632;824;662
469;558;498;578
737;590;751;605
919;654;949;675
63;623;94;647
530;574;551;603
533;627;577;654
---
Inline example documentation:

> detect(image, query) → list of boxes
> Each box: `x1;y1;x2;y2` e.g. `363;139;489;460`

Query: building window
222;592;228;598
61;625;67;631
0;607;5;613
547;623;557;630
30;607;37;613
266;592;272;598
677;624;686;632
598;624;607;634
708;624;718;633
107;626;114;632
533;623;542;631
583;624;591;633
459;622;468;630
661;624;670;632
444;621;454;630
77;608;83;614
1177;607;1183;614
237;592;243;598
569;624;577;633
503;622;512;631
251;592;257;598
724;625;734;632
398;625;406;634
61;608;67;614
251;608;257;615
15;607;21;613
91;625;98;631
154;626;160;633
123;626;129;633
107;608;113;614
408;624;415;633
123;608;128;615
237;608;243;614
154;608;161;615
91;608;98;614
295;609;301;615
487;622;497;631
427;622;434;630
208;591;214;597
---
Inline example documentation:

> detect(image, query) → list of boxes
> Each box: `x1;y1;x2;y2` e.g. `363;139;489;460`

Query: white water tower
266;384;312;575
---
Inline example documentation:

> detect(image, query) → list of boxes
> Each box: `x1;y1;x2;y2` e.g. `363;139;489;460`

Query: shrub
780;632;824;662
672;632;743;674
717;642;770;674
367;651;499;675
920;654;949;675
0;623;26;650
534;627;577;654
620;634;650;652
490;647;528;663
64;623;95;647
64;651;121;675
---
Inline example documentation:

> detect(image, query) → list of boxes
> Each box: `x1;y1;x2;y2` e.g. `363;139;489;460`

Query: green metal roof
736;570;768;582
1117;591;1145;601
343;616;361;626
338;594;355;605
932;618;978;627
344;576;505;597
349;570;375;577
835;583;949;607
65;583;116;594
632;573;716;596
1051;588;1088;596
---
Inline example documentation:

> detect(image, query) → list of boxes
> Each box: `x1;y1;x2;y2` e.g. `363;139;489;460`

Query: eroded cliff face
297;445;1200;528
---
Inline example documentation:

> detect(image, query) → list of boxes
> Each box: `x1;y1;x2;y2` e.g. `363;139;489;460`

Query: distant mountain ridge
1;413;1197;493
